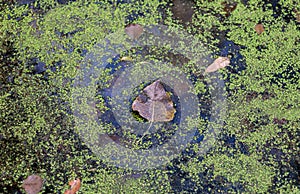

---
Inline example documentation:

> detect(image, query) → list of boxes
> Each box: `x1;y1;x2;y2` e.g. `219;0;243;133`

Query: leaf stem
136;101;155;145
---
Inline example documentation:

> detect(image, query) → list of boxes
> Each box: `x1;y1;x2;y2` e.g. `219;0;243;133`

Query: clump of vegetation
1;0;299;193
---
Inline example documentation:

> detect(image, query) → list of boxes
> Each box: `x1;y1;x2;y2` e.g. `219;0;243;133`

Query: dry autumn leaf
132;80;176;122
64;179;81;194
22;174;43;194
254;23;264;34
125;24;144;40
205;56;230;73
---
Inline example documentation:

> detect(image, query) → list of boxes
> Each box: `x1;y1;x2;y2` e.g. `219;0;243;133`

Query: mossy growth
1;0;299;193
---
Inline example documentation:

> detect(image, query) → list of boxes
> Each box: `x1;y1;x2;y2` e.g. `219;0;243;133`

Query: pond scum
0;0;299;193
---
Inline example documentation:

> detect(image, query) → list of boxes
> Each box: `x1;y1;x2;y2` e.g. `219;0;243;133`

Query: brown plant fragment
222;1;238;17
132;80;176;122
273;118;288;126
120;56;133;61
254;23;264;34
22;174;43;194
294;9;300;22
64;179;81;194
125;24;144;40
205;56;230;73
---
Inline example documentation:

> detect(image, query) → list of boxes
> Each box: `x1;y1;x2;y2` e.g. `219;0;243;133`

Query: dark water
2;0;299;193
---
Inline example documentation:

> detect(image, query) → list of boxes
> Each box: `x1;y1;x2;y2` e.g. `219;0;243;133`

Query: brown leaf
132;80;176;122
22;174;43;194
205;56;230;73
254;24;264;34
222;1;237;17
64;179;81;194
125;24;144;40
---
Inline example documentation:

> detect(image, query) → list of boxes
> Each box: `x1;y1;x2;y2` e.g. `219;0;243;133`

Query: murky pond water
1;0;299;193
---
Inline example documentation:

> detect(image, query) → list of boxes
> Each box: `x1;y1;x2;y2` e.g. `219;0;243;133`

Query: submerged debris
222;1;238;17
120;56;133;61
205;56;230;73
22;174;43;194
294;9;300;22
125;24;144;40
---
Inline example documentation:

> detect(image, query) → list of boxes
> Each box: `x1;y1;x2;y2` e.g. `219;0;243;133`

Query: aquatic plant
0;0;299;193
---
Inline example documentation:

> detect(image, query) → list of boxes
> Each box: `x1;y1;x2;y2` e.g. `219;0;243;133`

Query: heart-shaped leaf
132;80;176;122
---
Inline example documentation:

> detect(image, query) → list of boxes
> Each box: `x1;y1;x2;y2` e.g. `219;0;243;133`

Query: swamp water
1;0;299;193
71;24;227;170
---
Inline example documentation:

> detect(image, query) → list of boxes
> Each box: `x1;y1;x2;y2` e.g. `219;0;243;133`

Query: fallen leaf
64;190;72;194
254;23;264;34
205;57;230;73
222;1;237;17
22;174;43;194
132;80;176;122
64;179;81;194
125;24;144;40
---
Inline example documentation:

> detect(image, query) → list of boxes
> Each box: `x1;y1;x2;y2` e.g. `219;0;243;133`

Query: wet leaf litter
64;179;81;194
132;80;177;145
125;24;144;40
22;174;43;194
132;80;176;122
254;23;265;34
